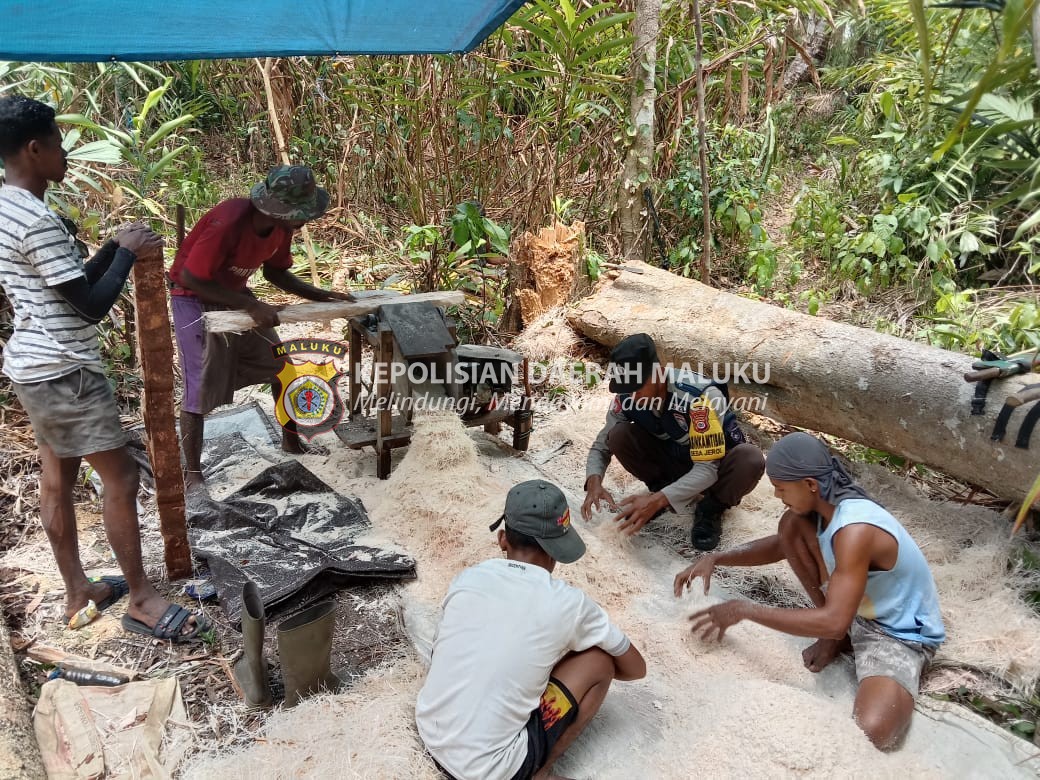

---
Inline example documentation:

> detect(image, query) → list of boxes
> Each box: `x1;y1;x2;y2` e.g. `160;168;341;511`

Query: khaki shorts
849;617;936;697
13;368;128;458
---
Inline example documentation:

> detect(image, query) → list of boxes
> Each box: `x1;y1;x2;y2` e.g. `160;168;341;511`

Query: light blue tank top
818;499;945;647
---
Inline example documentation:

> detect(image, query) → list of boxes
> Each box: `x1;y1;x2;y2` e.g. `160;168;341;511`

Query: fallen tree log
569;263;1038;503
204;291;466;334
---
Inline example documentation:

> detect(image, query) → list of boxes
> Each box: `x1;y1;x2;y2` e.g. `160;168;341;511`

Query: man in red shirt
169;165;352;491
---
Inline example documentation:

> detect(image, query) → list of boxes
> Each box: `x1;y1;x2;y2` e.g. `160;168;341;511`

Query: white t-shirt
415;558;631;780
0;186;103;383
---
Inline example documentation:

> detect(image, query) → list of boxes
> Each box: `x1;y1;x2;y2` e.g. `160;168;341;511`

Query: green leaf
65;139;122;165
57;113;133;146
142;114;194;152
141;144;190;188
136;76;173;130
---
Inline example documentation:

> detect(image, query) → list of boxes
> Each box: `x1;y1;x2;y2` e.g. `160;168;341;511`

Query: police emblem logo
272;339;347;440
689;407;710;433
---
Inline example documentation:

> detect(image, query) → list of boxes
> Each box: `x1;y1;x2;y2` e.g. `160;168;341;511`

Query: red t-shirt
168;199;293;296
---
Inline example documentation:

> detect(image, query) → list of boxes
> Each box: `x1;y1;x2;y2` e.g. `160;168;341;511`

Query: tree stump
502;221;588;334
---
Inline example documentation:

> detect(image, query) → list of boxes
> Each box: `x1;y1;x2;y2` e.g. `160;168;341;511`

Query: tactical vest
615;370;745;462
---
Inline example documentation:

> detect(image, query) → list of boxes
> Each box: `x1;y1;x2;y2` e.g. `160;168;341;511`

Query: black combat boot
691;494;728;551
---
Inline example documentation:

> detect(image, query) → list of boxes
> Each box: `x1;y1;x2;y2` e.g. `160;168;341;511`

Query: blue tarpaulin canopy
0;1;529;62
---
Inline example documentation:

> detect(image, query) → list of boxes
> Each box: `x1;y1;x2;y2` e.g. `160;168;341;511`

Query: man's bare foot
184;469;206;492
281;431;306;454
126;591;204;639
64;578;122;620
281;432;327;456
802;637;851;672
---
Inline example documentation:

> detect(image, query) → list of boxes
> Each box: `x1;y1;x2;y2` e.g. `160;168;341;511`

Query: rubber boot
233;581;273;708
691;494;729;552
277;600;341;707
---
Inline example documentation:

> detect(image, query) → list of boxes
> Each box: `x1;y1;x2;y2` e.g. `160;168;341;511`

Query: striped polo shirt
0;185;104;383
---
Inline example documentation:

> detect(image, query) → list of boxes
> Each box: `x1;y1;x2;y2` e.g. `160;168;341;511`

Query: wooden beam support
132;258;191;579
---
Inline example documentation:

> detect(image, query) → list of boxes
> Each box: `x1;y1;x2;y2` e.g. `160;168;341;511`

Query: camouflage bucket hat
250;165;330;221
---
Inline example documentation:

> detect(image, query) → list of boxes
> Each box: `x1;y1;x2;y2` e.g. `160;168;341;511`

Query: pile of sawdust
182;411;1040;779
183;658;435;779
511;306;583;364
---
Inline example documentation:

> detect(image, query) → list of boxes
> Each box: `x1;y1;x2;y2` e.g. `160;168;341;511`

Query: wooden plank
203;290;465;333
132;259;191;579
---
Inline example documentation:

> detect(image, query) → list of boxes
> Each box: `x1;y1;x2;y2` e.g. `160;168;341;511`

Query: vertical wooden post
376;324;394;479
132;256;191;579
348;320;363;419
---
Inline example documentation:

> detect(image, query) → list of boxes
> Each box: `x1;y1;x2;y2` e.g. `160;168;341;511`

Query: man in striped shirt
0;95;209;642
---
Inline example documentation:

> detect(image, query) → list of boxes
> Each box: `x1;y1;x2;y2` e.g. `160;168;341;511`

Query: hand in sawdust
581;475;617;520
688;600;747;642
673;554;717;598
612;492;669;535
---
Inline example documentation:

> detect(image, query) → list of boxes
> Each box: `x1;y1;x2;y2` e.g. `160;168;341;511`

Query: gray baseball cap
489;480;586;564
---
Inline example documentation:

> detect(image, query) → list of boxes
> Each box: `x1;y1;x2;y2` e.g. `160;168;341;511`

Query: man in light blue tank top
673;432;945;751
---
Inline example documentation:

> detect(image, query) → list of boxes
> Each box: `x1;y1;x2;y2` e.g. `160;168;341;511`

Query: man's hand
688;600;747;642
581;475;617;521
323;290;356;302
247;299;284;328
673;554;717;598
611;491;669;536
116;226;164;261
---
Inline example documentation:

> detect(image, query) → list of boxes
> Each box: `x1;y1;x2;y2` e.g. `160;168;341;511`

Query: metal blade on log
568;263;1037;503
202;290;467;333
131;259;191;579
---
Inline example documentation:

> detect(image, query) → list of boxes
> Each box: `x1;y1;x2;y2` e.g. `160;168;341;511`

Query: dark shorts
512;677;579;780
171;295;283;415
12;368;128;458
432;677;579;780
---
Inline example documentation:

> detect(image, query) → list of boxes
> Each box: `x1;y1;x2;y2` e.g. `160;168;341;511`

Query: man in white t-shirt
416;479;646;780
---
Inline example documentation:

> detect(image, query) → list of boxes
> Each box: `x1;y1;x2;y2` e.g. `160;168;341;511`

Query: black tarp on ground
187;457;415;626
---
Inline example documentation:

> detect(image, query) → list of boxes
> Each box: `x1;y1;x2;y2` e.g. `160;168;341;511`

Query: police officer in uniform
582;333;765;551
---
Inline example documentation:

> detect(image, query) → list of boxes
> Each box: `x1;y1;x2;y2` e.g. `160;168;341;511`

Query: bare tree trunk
693;0;712;283
781;15;830;92
568;264;1039;503
618;0;662;263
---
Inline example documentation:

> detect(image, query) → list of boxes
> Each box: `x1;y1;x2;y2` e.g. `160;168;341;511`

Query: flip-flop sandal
122;604;212;644
66;575;130;629
93;575;130;611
